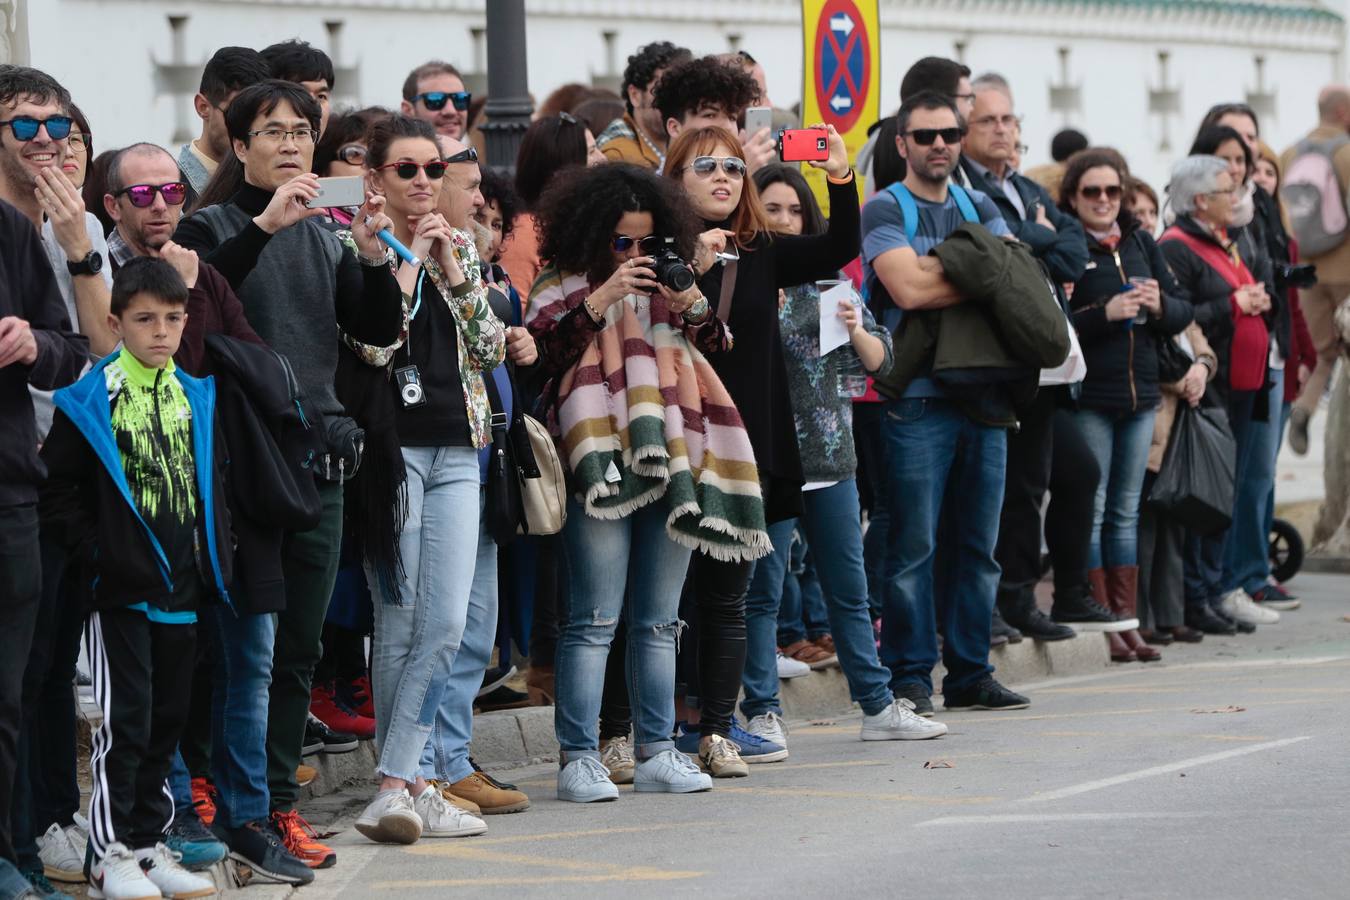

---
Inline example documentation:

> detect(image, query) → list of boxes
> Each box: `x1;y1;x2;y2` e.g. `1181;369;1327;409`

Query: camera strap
716;258;738;323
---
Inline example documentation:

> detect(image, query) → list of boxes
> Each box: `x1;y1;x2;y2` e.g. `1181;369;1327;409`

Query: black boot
1186;603;1237;635
991;606;1023;645
1000;587;1076;642
1050;582;1118;630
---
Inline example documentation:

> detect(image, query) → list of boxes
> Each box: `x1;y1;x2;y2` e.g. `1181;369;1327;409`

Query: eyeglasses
375;160;448;180
415;91;472;112
247;128;319;144
444;146;479;165
969;114;1022;130
611;234;667;253
336;143;367;166
115;182;189;208
954;93;976;106
1078;184;1123;201
903;128;964;146
0;115;73;142
685;156;747;179
69;132;91;154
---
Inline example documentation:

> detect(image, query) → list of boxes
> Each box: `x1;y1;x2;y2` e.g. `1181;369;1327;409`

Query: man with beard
401;61;472;140
177;47;271;195
596;41;691;171
862;91;1031;718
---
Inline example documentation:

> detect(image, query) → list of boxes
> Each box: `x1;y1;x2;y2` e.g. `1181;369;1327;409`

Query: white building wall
20;0;1345;193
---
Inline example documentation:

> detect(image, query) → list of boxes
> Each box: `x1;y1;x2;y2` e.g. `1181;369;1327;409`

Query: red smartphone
779;128;829;162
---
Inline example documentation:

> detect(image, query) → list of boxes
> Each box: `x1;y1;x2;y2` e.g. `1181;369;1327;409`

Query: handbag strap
716;258;739;323
481;368;510;439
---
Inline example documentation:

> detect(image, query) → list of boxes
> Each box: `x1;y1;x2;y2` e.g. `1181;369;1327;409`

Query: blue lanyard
410;269;426;320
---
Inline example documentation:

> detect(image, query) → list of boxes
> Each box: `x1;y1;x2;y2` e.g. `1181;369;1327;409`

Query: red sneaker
271;809;336;869
190;777;217;827
310;682;375;740
342;675;375;719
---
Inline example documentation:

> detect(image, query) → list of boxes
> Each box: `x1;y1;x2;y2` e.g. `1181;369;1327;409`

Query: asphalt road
301;573;1350;900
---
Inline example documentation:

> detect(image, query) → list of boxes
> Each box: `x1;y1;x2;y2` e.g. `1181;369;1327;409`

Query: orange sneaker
271;810;336;869
190;777;216;828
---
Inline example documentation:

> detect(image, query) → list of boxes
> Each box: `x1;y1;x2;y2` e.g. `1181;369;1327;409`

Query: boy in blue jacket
40;257;231;900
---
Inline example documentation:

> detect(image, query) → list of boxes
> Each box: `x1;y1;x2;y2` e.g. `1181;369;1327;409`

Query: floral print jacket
341;227;506;449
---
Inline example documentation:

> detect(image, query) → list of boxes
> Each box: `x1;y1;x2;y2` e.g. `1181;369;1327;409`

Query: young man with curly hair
652;56;772;172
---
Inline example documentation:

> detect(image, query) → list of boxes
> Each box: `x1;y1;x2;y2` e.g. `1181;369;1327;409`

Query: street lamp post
480;0;533;173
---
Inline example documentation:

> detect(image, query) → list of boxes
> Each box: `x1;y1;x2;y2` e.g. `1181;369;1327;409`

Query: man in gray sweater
174;79;400;878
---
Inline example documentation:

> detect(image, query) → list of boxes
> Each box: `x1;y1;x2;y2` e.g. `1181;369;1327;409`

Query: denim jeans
1075;407;1158;569
854;402;889;618
777;536;830;646
202;604;275;828
743;480;894;719
420;517;497;786
168;750;192;813
555;500;690;763
369;446;481;783
879;398;1007;695
1224;368;1284;594
1184;389;1254;606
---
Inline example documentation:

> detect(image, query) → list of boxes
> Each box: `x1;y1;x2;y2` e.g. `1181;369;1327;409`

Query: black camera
394;365;426;408
644;238;695;294
1277;262;1318;291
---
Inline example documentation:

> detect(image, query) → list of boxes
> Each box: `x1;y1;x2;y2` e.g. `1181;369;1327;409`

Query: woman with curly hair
525;163;769;803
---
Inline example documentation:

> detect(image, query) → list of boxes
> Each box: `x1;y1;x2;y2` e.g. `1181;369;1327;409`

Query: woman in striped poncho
525;164;770;804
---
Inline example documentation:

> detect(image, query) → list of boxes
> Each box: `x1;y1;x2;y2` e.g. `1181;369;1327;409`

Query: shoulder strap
885;182;919;244
948;183;981;224
716;259;739;323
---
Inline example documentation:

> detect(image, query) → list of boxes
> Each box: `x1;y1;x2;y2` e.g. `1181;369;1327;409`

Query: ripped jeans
555;498;691;764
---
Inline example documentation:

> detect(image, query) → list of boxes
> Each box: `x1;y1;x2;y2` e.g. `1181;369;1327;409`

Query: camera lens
401;382;423;404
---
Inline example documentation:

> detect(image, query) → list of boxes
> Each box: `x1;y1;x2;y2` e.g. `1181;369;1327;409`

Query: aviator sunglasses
1079;184;1123;201
1;115;73;142
376;160;449;180
414;91;472;112
115;182;189;208
686;156;747;179
611;234;668;253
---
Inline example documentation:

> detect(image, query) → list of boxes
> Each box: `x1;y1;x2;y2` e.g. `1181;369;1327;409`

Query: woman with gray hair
1159;154;1278;636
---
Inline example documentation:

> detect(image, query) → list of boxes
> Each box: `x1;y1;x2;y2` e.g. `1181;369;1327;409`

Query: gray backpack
1281;134;1350;256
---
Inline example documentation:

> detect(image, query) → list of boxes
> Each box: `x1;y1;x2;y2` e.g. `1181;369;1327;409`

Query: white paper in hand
818;282;855;356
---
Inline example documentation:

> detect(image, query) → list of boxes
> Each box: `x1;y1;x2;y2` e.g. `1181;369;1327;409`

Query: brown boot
1090;569;1134;661
1105;566;1161;662
525;665;555;706
448;771;531;815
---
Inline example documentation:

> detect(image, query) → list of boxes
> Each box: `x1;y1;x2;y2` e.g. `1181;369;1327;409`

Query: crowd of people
0;32;1342;900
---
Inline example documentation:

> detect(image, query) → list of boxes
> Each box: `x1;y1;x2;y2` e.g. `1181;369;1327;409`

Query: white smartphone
306;175;366;209
743;106;774;138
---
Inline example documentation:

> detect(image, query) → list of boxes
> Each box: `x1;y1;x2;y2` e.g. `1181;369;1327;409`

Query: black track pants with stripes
84;608;196;857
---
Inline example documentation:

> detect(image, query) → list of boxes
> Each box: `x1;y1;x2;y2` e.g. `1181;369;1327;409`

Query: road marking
1019;736;1312;803
406;822;696;849
389;845;704;887
374;872;703;888
713;786;998;804
916;811;1212;827
1011;654;1350;692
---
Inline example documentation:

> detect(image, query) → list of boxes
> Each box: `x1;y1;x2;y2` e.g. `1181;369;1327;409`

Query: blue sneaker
728;719;788;763
673;722;700;755
164;808;228;871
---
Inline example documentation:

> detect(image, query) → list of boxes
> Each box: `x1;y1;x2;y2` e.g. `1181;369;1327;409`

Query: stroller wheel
1269;517;1304;584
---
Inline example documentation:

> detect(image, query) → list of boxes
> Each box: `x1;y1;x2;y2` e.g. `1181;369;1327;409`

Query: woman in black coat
1058;149;1191;662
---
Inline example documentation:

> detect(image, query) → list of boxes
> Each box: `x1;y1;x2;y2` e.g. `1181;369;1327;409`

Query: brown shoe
1105;565;1161;662
428;780;482;817
295;764;317;788
813;634;837;655
448;771;530;815
525;665;555;706
783;639;835;670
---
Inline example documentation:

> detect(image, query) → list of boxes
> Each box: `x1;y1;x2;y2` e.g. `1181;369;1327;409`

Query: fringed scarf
527;269;769;562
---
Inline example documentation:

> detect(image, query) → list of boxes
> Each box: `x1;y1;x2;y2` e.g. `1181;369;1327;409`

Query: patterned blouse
341;227;506;449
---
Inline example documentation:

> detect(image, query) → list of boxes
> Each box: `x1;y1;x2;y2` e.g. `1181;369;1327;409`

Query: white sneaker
38;820;87;883
860;698;950;741
88;842;161;900
1220;588;1279;625
413;786;487;838
354;788;423;844
633;749;713;793
599;735;636;785
135;844;215;899
776;651;811;679
557;756;620;803
745;712;788;750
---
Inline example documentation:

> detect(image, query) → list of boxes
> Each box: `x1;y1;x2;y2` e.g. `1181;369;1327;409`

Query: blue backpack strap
885;182;920;245
948;182;981;224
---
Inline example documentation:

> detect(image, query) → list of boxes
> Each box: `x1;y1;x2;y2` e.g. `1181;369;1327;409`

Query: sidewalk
1275;396;1326;507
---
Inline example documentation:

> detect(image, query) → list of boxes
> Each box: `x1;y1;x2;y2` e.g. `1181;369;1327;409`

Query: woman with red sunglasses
348;114;504;846
1058;149;1192;662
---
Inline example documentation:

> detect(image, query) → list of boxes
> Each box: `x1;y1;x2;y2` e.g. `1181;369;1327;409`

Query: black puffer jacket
1069;217;1192;413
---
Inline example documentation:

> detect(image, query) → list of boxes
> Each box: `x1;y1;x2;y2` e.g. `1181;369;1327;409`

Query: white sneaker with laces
776;651;811;679
413;786;487;837
354;788;423;844
557;756;620;803
633;749;713;793
88;842;161;900
1220;588;1279;625
860;698;950;741
38;820;86;883
745;712;788;750
135;844;215;899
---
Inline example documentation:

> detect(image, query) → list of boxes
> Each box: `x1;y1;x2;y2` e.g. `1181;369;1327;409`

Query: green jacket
875;223;1070;426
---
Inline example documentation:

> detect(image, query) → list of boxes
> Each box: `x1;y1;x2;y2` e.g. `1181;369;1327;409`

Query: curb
1303;555;1350;574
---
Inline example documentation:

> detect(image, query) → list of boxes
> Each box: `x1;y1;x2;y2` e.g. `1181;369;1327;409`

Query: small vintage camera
394;365;426;408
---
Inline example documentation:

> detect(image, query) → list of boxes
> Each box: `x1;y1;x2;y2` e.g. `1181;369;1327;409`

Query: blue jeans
743;480;894;719
777;537;830;646
1224;369;1284;594
203;605;275;828
168;750;192;814
369;446;481;782
420;516;498;785
1075;407;1157;569
555;499;690;763
879;398;1007;695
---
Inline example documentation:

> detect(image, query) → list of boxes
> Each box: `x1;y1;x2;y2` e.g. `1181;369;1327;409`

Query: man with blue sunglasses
401;61;471;140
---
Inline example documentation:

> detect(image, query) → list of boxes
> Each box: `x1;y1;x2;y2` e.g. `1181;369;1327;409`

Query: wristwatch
67;249;104;277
